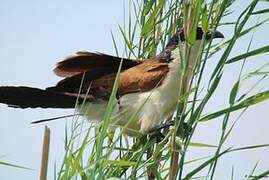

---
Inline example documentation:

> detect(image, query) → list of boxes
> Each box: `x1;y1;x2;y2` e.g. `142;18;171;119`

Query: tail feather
0;86;82;109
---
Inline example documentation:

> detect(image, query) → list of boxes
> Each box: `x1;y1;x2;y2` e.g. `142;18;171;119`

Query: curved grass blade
95;59;123;162
252;8;269;15
226;45;269;64
200;90;269;121
184;144;269;179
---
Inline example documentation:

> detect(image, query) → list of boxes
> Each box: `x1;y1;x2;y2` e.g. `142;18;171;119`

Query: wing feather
54;51;142;77
48;60;169;100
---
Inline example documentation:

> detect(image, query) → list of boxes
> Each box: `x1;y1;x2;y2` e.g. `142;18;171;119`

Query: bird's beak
212;30;224;39
205;30;224;40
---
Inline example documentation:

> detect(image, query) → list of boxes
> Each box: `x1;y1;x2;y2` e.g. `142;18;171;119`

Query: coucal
0;27;224;136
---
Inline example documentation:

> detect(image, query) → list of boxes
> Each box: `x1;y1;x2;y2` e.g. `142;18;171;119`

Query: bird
0;27;224;136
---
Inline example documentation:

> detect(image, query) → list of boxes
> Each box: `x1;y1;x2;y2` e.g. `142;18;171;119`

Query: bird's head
161;27;224;63
166;27;224;49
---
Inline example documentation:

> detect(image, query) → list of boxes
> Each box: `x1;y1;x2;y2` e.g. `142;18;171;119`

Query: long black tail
0;86;81;109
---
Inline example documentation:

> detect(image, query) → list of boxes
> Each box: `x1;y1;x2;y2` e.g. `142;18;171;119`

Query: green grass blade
226;45;269;64
253;169;269;180
105;160;136;167
0;161;34;171
200;90;269;121
252;8;269;15
110;31;119;56
141;0;165;36
189;142;217;148
230;144;269;152
229;80;240;105
95;59;123;162
118;25;137;58
183;148;232;180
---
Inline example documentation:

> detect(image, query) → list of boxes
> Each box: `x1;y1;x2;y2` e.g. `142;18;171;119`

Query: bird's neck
172;40;202;69
169;41;202;91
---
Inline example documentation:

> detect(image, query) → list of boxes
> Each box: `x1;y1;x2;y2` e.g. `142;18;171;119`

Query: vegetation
3;0;268;179
55;0;269;179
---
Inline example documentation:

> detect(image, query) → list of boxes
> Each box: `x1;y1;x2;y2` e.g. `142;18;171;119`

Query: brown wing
118;60;169;94
48;59;169;100
54;51;142;78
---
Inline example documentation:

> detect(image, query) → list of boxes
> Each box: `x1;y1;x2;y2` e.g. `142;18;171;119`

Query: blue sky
0;0;268;179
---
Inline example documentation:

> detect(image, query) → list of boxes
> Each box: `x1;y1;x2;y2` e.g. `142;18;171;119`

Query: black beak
213;30;224;39
205;30;224;40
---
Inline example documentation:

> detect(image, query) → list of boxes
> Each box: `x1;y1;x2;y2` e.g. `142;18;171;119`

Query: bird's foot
147;121;175;143
150;120;193;139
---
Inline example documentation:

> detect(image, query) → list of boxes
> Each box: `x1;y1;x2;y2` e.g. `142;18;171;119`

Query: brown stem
169;127;181;180
39;126;50;180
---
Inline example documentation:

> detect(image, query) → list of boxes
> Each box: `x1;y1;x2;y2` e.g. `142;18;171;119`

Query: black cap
166;27;224;47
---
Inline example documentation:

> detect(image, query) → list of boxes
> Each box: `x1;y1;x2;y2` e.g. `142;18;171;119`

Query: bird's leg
155;121;175;131
149;118;192;140
148;120;174;140
149;131;165;143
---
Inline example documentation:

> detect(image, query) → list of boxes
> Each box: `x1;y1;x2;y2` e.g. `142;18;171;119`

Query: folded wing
49;52;169;100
